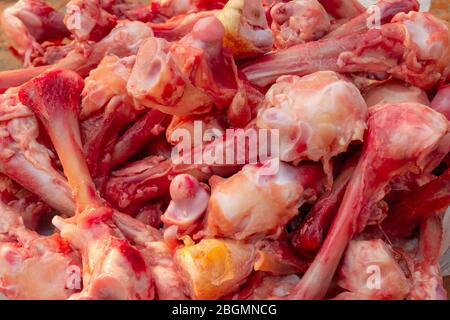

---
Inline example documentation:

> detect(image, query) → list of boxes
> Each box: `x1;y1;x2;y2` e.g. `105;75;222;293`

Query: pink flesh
105;127;276;213
192;15;225;42
110;109;168;168
431;84;450;120
317;0;365;19
0;66;50;94
0;0;70;66
19;69;97;210
324;0;419;39
291;150;360;258
162;174;209;230
0;20;152;92
82;99;138;191
289;103;449;299
382;168;450;238
242;13;450;89
409;214;447;300
151;10;218;42
240;31;365;87
64;0;117;42
18;69;154;300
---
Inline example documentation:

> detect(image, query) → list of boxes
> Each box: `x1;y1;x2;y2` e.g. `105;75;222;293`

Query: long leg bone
0;20;153;92
19;69;154;300
324;0;419;39
409;214;447;300
241;12;450;90
0;89;75;216
289;102;449;299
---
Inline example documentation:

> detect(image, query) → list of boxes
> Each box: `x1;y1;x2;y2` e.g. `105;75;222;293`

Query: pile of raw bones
0;0;449;300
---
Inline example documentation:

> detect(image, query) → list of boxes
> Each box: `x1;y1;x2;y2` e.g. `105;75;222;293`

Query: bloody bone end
18;69;84;124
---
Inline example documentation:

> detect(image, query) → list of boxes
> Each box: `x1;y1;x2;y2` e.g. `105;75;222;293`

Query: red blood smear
52;235;74;255
295;141;307;154
112;238;146;274
84;207;113;226
383;168;450;237
291;164;353;257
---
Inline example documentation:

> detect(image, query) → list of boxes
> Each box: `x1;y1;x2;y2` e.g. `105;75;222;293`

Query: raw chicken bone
127;16;238;116
256;71;368;181
242;11;450;89
161;173;209;233
0;0;70;66
65;0;118;42
317;0;365;19
325;0;419;39
382;168;450;238
206;161;325;240
290;102;449;299
0;88;75;216
270;0;331;49
334;239;410;300
0;196;80;299
409;214;447;300
217;0;274;58
19;69;154;300
0;20;154;93
431;84;450;120
291;149;361;258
